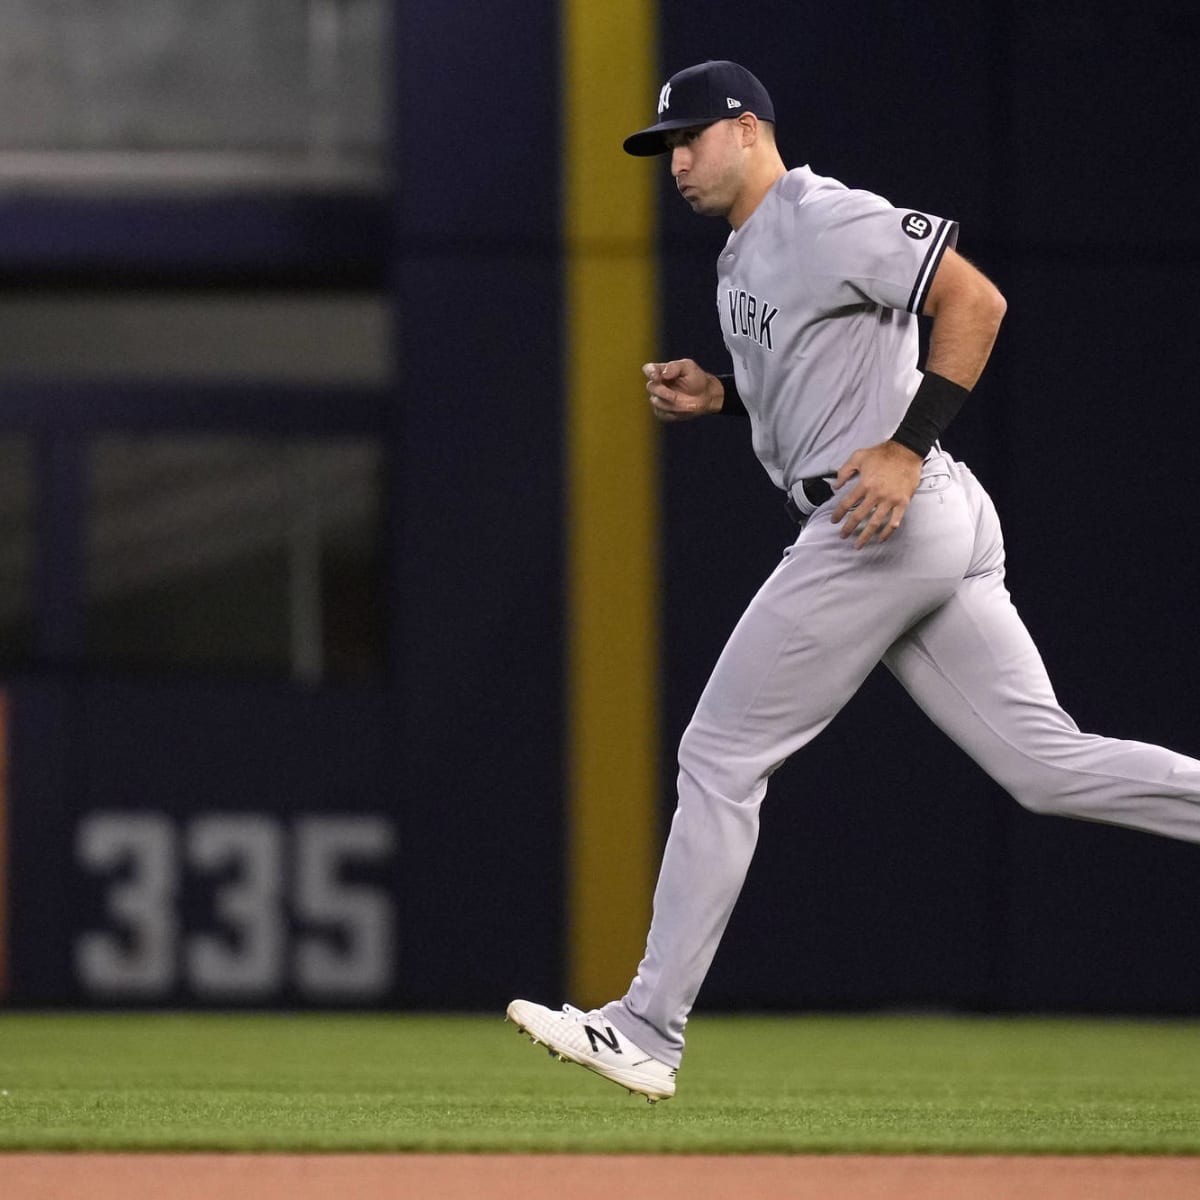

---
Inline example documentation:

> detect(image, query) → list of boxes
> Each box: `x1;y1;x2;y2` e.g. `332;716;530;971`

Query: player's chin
679;190;721;217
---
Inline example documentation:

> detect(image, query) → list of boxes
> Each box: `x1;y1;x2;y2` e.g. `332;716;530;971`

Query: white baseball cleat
506;999;677;1102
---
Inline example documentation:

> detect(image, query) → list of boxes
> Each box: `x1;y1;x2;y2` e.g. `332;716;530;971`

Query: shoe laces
562;1003;602;1023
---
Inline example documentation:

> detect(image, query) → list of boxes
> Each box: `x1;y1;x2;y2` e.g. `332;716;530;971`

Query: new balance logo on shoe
585;1023;622;1055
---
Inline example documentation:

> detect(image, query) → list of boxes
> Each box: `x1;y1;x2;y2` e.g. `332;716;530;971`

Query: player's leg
884;460;1200;839
600;462;976;1067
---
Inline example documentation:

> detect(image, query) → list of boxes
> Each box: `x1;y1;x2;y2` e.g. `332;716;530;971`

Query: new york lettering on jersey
725;289;778;351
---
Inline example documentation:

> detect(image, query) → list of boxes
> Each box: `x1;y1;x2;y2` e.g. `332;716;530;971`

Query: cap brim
622;116;721;157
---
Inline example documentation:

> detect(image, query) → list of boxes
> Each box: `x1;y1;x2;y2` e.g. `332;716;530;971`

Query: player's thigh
883;568;1078;790
689;504;970;761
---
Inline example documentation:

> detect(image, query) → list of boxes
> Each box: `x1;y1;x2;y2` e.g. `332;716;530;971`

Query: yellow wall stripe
562;1;661;1006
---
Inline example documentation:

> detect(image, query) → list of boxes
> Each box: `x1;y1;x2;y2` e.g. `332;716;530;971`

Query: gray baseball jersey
718;166;957;490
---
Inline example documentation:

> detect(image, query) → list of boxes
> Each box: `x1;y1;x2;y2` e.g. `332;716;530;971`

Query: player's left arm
833;249;1006;547
920;247;1007;390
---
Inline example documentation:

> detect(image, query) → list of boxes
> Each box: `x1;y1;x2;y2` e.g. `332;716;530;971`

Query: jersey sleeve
808;189;959;315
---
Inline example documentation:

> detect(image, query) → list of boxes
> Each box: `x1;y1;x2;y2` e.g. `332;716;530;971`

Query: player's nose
670;146;689;176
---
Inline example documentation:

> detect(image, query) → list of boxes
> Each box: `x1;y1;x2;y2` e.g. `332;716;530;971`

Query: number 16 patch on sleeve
901;212;934;239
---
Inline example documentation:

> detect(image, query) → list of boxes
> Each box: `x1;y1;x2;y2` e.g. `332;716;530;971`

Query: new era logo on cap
623;60;776;157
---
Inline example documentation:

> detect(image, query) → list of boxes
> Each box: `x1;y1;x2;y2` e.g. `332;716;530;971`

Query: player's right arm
642;359;727;422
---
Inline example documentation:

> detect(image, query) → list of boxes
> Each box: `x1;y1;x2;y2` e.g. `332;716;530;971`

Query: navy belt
784;477;834;525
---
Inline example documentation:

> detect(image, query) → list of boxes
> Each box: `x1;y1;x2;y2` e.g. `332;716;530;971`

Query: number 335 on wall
74;812;397;1001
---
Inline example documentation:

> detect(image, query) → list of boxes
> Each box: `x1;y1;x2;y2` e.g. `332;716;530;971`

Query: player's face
666;121;745;218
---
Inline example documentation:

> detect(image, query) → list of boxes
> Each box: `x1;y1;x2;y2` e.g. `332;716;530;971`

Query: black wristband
890;370;970;459
715;373;749;418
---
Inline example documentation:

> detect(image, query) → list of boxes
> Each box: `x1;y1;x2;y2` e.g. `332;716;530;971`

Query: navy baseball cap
623;60;775;157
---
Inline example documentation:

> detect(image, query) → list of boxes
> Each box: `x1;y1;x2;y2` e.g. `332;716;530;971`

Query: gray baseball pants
603;449;1200;1067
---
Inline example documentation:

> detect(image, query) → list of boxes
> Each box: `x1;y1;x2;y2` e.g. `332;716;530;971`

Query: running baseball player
507;60;1200;1102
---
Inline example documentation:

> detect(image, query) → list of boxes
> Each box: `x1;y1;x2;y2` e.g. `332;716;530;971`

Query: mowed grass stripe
2;1014;1199;1153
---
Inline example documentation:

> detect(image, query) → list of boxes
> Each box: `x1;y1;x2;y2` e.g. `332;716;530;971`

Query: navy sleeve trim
907;219;958;314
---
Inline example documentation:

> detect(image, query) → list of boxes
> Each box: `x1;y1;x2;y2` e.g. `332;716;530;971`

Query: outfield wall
1;3;1199;1013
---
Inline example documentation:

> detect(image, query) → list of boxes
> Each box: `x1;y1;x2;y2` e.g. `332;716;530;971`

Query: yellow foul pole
562;2;661;1005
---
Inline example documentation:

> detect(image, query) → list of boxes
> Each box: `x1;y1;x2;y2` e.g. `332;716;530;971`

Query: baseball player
507;60;1200;1102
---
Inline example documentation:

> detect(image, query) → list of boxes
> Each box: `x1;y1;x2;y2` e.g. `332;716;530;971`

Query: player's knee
677;722;764;803
1013;785;1081;819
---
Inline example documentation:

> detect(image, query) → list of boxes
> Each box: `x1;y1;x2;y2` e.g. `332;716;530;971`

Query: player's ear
736;112;760;147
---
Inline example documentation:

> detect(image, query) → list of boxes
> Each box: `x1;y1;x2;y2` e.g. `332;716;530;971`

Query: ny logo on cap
658;82;672;114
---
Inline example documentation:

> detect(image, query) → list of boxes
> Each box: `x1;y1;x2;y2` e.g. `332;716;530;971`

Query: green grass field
2;1012;1200;1154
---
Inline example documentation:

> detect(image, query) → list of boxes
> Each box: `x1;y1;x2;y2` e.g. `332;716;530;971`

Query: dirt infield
6;1154;1200;1199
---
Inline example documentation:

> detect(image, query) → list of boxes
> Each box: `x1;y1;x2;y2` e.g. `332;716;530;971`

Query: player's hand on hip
642;359;721;422
832;441;923;548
